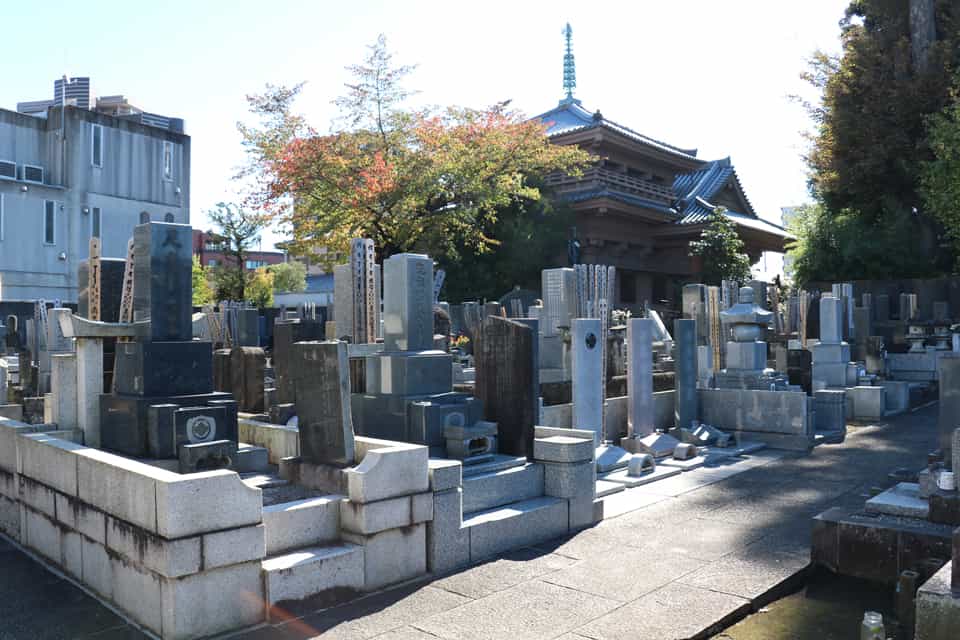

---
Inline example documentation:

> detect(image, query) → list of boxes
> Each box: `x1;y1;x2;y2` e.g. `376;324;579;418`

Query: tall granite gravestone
101;221;238;465
812;296;852;389
475;316;538;458
674;319;697;432
352;252;494;461
333;238;380;343
273;318;325;404
572;318;603;437
294;341;355;467
626;318;655;439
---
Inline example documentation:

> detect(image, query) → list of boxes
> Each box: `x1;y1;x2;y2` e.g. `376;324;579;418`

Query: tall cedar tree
207;202;268;301
794;0;960;283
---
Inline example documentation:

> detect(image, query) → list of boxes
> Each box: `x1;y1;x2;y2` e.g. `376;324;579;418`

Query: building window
91;207;101;238
207;259;218;267
0;193;4;241
245;259;266;269
619;271;637;304
163;141;173;180
44;200;56;245
91;124;103;168
23;165;44;184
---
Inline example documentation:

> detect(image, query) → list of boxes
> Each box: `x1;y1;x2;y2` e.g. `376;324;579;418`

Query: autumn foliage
239;35;592;267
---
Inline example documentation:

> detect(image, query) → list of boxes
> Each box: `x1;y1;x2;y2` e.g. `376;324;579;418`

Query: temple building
537;25;790;312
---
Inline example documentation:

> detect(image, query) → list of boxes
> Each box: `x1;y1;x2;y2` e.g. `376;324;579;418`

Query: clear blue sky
1;0;848;253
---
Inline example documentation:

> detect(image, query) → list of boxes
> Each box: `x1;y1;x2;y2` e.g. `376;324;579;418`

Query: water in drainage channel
712;568;907;640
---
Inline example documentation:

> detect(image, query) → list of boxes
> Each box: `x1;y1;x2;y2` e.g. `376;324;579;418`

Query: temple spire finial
562;23;577;104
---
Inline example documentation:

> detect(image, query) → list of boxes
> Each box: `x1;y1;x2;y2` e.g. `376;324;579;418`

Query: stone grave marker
383;253;434;352
293;341;355;467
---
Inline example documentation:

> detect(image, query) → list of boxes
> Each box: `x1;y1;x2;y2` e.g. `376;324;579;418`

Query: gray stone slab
464;496;568;561
533;435;594;463
659;455;707;471
595;480;625;497
600;465;682;487
542;546;704;603
461;454;527;477
677;547;809;601
383;253;434;352
414;579;620;640
865;482;930;518
431;547;576;599
462;463;544;514
293;341;355;467
595;443;631;472
575;581;750;640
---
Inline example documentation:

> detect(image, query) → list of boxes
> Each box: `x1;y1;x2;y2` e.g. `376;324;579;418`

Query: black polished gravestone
133;222;194;342
100;221;237;460
78;258;126;323
293;341;355;467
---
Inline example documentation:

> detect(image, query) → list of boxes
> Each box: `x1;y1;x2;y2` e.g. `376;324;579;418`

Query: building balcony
545;167;676;204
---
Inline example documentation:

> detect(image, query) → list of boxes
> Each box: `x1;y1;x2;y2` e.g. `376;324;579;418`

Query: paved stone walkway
0;404;939;640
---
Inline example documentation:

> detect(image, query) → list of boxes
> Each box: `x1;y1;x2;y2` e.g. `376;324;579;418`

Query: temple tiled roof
536;100;699;159
538;100;790;240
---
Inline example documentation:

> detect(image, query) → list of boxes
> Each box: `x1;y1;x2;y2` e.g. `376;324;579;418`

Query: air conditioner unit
0;160;15;180
22;164;44;184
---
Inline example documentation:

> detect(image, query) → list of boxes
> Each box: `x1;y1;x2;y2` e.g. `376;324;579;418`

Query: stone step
595;479;625;497
462;462;544;514
462;496;568;561
261;543;364;611
262;495;343;556
461;454;528;477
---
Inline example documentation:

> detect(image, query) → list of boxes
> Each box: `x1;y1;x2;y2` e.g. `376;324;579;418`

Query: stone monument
714;286;788;390
100;221;238;470
812;295;854;389
294;340;355;467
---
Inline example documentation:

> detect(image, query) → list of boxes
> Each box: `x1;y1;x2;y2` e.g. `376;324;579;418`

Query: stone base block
263;496;341;556
725;341;767;370
569;495;603;530
533;434;594;463
340;492;433;535
813;362;850;388
427;488;470;574
543;460;594;499
849;386;885;421
916;562;960;640
364;351;453;396
343;523;427;590
812;342;851;364
600;465;682;487
262;543;364;608
464;496;568;561
621;432;680;458
160;560;265;639
233;443;270;473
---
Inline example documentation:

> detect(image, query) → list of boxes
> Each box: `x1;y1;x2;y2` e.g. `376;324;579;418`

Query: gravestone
938;354;960;461
572;318;603;436
230;347;265;413
273;319;324;404
674;319;697;431
475;316;538;457
294;341;355;467
542;268;577;336
812;296;851;389
100;221;236;461
682;284;708;346
383;253;434;352
627;318;654;438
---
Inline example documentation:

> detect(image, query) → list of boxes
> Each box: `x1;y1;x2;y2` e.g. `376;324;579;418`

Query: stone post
76;338;103;447
50;353;78;430
627;318;654;438
572;318;603;439
674;319;697;432
953;526;960;594
939;354;960;461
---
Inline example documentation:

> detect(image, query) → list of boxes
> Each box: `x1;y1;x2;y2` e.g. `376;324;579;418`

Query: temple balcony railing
544;167;676;204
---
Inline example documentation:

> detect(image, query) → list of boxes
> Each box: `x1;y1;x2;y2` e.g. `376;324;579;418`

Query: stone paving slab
540;546;705;602
412;579;621;640
574;581;751;640
431;547;576;599
676;547;810;601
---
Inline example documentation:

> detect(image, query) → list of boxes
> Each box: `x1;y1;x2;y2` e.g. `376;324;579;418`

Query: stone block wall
698;388;815;451
0;416;265;640
540;391;675;435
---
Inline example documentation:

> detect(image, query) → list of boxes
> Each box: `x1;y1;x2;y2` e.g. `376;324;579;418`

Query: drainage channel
711;568;907;640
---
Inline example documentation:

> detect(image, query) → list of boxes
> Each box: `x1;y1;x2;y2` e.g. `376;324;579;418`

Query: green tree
922;79;960;272
797;0;960;277
191;256;214;306
239;35;591;267
245;267;275;309
689;207;752;286
206;202;268;300
267;261;308;292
